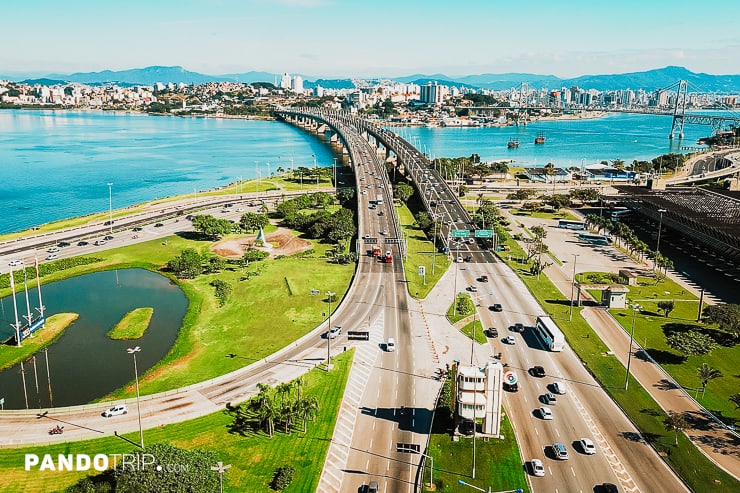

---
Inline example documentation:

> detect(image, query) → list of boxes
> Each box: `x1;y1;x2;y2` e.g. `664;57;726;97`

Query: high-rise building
420;81;444;105
292;75;303;94
280;73;292;90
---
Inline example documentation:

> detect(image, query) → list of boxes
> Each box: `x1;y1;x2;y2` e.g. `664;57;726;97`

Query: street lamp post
624;304;641;391
569;254;580;321
107;183;113;234
127;346;144;449
325;291;336;372
332;157;338;191
653;209;667;270
211;461;231;493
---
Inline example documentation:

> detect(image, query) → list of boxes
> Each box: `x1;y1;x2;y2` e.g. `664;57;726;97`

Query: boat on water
507;139;520;149
534;132;546;144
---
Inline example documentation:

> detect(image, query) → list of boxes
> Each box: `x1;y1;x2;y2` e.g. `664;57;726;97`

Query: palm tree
664;411;688;446
696;363;723;399
252;383;277;437
297;395;320;432
730;393;740;410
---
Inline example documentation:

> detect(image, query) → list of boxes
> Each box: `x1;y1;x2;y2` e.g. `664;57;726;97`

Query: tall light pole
313;154;318;186
211;461;231;493
332;157;338;191
653;209;667;270
624;304;641;391
568;254;580;321
107;183;113;234
127;346;144;449
325;291;336;372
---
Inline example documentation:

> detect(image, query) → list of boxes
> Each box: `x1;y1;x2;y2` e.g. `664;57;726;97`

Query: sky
2;0;740;79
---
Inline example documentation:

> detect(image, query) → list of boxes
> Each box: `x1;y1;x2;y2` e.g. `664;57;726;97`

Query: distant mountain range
3;65;739;92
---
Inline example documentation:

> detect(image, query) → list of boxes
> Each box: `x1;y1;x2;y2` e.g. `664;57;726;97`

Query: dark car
597;483;619;493
154;223;164;227
531;365;546;377
485;327;498;338
465;255;473;262
479;275;489;282
77;241;89;246
489;304;503;312
57;241;71;247
542;392;557;404
513;322;525;332
132;227;143;232
104;220;114;226
367;481;379;493
103;235;114;240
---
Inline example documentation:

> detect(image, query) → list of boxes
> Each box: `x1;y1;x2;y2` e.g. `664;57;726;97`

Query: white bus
534;316;565;352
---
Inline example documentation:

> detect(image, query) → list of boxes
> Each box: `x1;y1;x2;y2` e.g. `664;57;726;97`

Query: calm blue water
0;109;718;234
394;112;712;167
0;109;335;234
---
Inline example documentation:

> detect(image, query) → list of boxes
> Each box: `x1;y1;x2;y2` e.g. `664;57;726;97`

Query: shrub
210;279;232;307
270;465;296;490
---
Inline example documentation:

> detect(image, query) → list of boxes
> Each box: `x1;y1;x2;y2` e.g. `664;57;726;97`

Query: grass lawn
495;251;738;492
423;409;529;493
396;204;451;299
99;233;353;398
447;294;475;324
601;274;740;423
0;313;78;371
107;308;154;340
460;319;487;345
0;350;353;493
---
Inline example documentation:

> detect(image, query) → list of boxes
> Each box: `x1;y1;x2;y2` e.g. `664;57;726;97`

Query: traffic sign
451;229;470;238
418;266;426;276
474;229;493;238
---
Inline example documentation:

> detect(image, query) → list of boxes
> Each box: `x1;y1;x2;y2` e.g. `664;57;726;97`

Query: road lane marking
571;466;576;477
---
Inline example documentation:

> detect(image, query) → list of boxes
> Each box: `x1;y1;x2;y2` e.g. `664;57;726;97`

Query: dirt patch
211;227;312;259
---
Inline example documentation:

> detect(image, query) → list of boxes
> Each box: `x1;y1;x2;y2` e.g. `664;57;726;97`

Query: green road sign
451;229;470;238
474;229;493;238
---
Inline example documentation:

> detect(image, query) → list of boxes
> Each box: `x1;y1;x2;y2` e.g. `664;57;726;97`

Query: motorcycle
48;425;64;435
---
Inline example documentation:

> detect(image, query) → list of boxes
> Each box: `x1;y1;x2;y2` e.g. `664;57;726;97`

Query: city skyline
2;0;740;79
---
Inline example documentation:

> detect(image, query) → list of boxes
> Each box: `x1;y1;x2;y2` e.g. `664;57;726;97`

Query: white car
47;247;60;253
468;286;478;292
327;326;342;339
380;229;388;235
579;437;596;455
45;254;58;261
539;406;553;420
531;458;545;477
456;256;464;263
552;381;567;395
8;259;24;267
502;336;516;345
102;405;128;417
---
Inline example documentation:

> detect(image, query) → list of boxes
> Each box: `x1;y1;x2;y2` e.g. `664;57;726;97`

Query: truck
376;194;384;206
371;246;381;257
384;250;393;263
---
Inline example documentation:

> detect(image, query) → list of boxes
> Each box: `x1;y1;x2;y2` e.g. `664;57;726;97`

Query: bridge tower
516;82;529;126
669;79;688;139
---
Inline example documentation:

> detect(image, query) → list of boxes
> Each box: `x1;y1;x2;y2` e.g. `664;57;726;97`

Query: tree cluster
276;194;356;245
167;248;228;279
228;378;319;438
192;214;235;240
